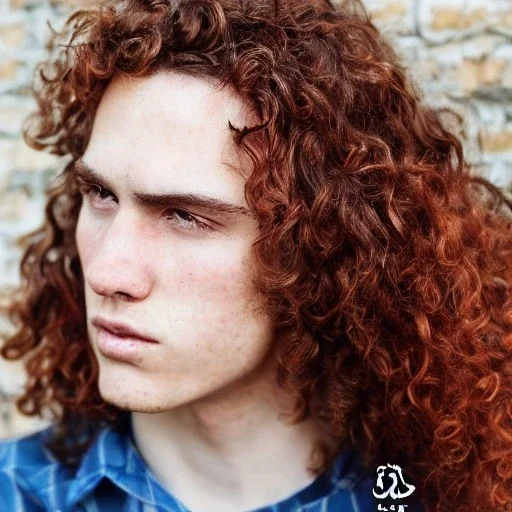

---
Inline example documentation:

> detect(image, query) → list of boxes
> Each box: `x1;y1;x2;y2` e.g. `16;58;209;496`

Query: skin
76;71;332;511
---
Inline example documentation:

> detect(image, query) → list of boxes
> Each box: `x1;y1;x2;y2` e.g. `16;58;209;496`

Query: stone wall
0;0;511;439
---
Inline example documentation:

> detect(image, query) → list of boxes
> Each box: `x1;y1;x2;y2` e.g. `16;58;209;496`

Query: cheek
162;239;258;309
75;208;100;268
157;239;270;344
199;257;271;356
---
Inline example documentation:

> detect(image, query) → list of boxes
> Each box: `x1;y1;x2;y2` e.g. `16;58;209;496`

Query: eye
78;183;117;208
165;208;214;232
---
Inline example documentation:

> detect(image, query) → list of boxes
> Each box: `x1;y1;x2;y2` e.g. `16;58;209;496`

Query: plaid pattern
0;420;379;512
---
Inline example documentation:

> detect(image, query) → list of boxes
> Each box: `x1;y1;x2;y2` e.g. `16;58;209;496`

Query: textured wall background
0;0;511;439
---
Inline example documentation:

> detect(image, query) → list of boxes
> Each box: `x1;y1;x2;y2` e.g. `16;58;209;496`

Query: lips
92;317;158;343
92;316;159;363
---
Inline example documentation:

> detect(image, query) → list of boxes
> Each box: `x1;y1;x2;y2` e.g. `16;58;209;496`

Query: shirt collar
66;422;184;511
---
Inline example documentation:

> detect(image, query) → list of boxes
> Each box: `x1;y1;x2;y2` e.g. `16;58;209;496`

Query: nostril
113;291;137;301
86;269;152;301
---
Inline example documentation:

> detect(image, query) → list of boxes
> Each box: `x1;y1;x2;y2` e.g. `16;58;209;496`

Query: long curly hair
1;0;511;510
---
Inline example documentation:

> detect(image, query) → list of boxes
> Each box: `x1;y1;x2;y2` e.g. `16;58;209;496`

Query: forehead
82;71;255;201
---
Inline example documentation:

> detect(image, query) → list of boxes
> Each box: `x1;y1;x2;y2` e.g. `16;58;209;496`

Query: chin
96;366;184;413
99;386;182;414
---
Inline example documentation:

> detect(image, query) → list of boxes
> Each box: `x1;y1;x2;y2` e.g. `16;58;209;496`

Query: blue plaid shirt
0;419;389;511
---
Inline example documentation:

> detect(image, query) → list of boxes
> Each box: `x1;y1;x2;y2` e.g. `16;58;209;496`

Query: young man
1;0;511;511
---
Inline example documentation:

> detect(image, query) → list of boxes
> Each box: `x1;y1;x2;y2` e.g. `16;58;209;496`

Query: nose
80;211;153;301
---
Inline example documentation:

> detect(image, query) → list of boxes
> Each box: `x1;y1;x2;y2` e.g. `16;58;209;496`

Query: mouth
92;317;158;342
92;316;159;363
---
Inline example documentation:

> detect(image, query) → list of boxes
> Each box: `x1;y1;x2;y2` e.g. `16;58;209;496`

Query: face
76;71;276;412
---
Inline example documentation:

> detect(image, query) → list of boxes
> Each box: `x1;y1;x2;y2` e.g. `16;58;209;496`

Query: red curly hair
1;0;511;510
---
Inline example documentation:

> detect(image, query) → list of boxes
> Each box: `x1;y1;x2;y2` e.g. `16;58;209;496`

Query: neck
131;366;335;512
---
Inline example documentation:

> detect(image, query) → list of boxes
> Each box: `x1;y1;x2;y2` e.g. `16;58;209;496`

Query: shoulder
0;427;53;467
0;427;75;511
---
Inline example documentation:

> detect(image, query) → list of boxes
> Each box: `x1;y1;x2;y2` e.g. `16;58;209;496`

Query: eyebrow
73;159;253;217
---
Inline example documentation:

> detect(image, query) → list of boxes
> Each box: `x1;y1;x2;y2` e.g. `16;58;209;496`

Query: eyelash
78;183;214;233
